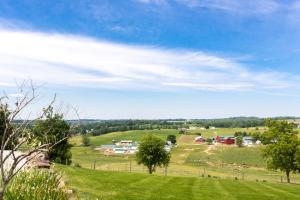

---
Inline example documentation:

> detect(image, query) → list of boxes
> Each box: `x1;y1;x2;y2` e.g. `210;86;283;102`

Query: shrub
236;136;243;147
73;163;82;168
82;133;91;146
206;138;213;145
4;170;68;200
166;135;176;144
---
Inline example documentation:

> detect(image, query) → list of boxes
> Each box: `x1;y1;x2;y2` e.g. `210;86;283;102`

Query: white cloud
176;0;280;15
0;27;295;91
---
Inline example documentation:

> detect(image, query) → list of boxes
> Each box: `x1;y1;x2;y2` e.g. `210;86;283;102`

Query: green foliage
166;135;176;144
234;131;248;137
136;135;170;174
81;134;90;146
178;129;186;134
262;119;300;183
206;138;213;145
76;119;189;136
0;104;14;150
250;131;261;143
236;136;243;147
4;170;68;200
33;106;72;165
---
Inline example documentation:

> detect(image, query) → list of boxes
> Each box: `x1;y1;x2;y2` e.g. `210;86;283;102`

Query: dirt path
203;145;216;155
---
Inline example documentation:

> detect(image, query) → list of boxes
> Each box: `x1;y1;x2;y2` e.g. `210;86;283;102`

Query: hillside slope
57;165;300;200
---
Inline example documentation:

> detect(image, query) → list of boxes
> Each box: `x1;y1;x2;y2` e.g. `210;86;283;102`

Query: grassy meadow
68;128;300;183
57;165;300;200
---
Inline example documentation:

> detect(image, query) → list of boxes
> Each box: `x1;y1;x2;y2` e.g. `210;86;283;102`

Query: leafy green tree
33;106;72;165
167;135;176;144
136;135;170;174
82;133;90;146
262;119;300;183
236;136;243;147
206;138;213;145
251;131;261;143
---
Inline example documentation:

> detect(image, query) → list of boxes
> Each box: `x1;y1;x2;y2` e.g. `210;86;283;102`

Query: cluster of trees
0;84;72;199
71;120;189;136
191;117;265;128
69;117;299;137
69;117;287;137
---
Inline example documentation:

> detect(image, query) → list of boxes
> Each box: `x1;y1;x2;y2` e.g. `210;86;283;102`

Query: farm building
215;136;235;145
242;136;253;146
114;140;134;146
194;136;205;143
101;140;138;154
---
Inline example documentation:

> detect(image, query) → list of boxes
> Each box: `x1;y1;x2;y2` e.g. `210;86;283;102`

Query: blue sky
1;0;300;119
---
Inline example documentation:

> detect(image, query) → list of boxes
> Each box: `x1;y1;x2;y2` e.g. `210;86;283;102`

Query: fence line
83;160;298;184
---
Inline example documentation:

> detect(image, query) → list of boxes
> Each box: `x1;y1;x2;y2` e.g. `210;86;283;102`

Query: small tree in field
136;135;170;174
236;136;243;147
206;138;213;145
167;135;176;144
262;119;300;183
82;133;90;146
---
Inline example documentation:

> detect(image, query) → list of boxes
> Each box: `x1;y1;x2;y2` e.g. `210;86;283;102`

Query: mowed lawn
58;165;300;200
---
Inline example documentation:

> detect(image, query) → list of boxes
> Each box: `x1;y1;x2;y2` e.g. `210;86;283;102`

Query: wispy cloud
176;0;280;15
0;26;296;91
138;0;281;16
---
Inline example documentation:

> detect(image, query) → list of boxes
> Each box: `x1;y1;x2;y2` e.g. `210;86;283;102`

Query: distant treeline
68;117;298;136
70;120;189;136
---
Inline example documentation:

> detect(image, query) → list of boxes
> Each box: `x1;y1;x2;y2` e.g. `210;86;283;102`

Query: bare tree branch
0;81;68;200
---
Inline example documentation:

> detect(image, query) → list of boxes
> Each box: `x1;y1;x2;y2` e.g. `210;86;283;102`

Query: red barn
223;137;235;145
214;136;235;145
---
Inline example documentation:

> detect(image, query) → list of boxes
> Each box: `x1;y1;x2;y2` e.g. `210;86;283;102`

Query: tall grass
4;170;68;200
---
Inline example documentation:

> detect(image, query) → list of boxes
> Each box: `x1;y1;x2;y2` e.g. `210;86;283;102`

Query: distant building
242;137;253;146
115;140;134;146
101;140;138;154
194;136;205;143
215;136;235;145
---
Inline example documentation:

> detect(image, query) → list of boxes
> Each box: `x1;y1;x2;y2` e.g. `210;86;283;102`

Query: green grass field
57;165;300;200
69;128;300;183
70;129;180;147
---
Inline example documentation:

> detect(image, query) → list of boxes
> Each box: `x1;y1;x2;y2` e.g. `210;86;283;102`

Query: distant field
70;127;265;146
70;129;179;147
186;127;266;137
57;165;300;200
